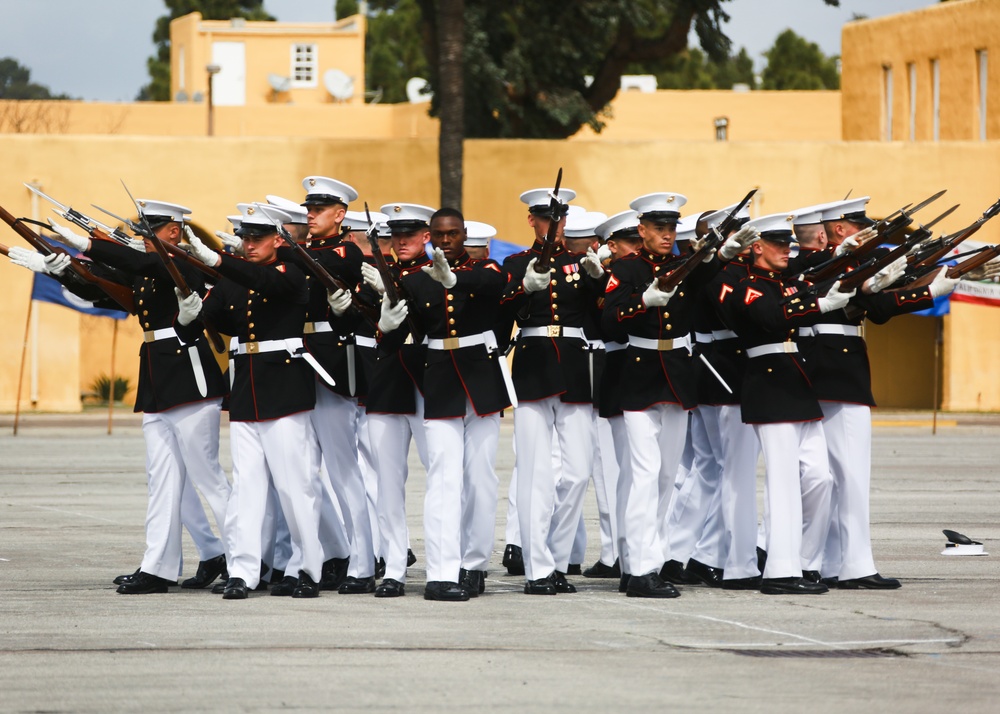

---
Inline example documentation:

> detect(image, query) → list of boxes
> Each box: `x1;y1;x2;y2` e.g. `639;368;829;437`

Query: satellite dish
324;69;355;102
174;90;189;102
406;77;432;104
268;74;292;93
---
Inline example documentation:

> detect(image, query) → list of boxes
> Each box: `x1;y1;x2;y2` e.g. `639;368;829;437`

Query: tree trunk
436;0;464;210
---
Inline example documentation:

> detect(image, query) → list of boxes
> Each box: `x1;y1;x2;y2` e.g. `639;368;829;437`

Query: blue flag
30;237;128;319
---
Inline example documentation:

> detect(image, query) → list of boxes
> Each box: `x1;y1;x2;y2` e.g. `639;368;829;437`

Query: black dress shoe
821;576;839;588
524;576;557;595
627;572;680;598
757;546;767;574
685;558;724;587
502;544;525;576
338;575;376;594
407;549;417;567
268;569;281;583
618;573;631;593
222;577;249;600
374;557;386;580
181;554;227;589
211;581;227;594
760;577;828;595
553;571;577;593
375;578;405;598
424;581;470;601
269;575;298;597
721;576;763;590
582;559;620;579
113;567;140;586
838;573;901;590
801;570;822;584
459;568;486;597
660;560;698;585
566;563;582;576
116;571;173;595
292;571;320;598
320;557;349;591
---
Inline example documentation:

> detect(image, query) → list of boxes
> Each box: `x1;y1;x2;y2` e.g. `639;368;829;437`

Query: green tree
636;46;756;90
0;57;69;99
760;29;840;90
365;0;429;104
138;1;274;101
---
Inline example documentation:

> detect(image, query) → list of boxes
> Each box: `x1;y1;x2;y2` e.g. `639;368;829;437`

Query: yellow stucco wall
573;90;841;142
842;0;1000;142
170;12;366;107
2;134;998;413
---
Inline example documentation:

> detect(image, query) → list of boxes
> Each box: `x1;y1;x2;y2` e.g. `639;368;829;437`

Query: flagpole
108;318;118;435
932;315;942;435
13;299;33;436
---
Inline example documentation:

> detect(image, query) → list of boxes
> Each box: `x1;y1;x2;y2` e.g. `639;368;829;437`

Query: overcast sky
0;0;934;102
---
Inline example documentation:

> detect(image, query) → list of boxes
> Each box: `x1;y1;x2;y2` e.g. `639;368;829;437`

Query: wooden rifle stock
532;168;564;274
0;204;136;314
906;245;1000;288
656;233;722;292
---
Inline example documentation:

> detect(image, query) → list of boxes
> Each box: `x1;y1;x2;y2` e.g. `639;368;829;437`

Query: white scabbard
699;353;732;394
188;345;208;398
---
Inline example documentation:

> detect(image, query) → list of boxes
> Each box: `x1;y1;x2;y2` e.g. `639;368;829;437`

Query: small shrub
89;374;130;402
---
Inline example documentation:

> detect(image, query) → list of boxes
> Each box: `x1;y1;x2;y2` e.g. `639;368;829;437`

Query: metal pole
108;319;118;435
13;298;33;436
932;315;942;435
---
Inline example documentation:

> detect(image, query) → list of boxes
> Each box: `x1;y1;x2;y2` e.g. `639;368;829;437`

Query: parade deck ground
1;411;998;713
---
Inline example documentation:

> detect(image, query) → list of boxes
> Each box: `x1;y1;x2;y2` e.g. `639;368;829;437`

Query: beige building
0;3;998;414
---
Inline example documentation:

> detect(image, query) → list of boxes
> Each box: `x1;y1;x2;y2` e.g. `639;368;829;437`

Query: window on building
908;62;916;141
977;49;988;141
883;65;893;141
931;58;940;141
291;44;318;88
178;46;186;91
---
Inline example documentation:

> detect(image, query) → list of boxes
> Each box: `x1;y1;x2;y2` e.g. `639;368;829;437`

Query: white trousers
424;402;500;582
609;415;632;574
228;413;324;588
312;386;375;578
718;404;761;580
588;414;619;565
623;404;687;576
820;402;877;580
667;406;725;568
356;408;382;559
754;421;833;579
367;392;428;583
514;398;594;581
140;399;230;581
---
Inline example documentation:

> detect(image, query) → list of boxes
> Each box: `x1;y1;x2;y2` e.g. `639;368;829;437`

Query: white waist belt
427;333;489;351
355;335;377;349
747;342;799;358
695;332;713;344
712;329;738;340
798;325;862;338
605;341;627;353
143;327;181;343
232;337;305;356
587;339;605;351
303;321;333;334
628;334;692;352
519;325;586;340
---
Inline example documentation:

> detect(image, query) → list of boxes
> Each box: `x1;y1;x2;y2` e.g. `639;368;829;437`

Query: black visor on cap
301;194;346;207
759;230;795;244
144;215;177;229
639;211;680;225
843;211;875;227
387;219;429;234
529;203;569;219
609;227;642;242
236;223;277;238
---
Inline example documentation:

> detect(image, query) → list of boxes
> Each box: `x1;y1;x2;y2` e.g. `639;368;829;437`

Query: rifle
120;181;226;353
656;188;757;292
793;190;946;282
0;203;136;314
532;167;565;274
904;196;1000;277
0;240;9;257
254;203;379;330
905;244;1000;289
363;202;422;338
91;203;224;282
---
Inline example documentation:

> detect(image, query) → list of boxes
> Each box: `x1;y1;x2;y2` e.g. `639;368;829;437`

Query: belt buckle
143;331;155;343
441;337;460;350
782;341;796;353
546;325;561;338
246;342;260;355
303;323;316;335
403;335;414;345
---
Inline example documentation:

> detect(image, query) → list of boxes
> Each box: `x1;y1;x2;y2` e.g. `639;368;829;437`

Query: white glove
596;244;612;263
962;258;1000;282
421;247;457;288
125;238;146;252
377;296;408;333
690;234;717;262
44;252;71;276
47;218;90;252
8;246;47;273
641;280;677;308
184;225;220;267
579;247;605;278
175;288;203;326
522;258;550;293
215;230;244;256
833;235;859;257
327;288;352;317
719;225;759;261
817;280;856;313
863;256;906;294
929;267;960;298
361;261;385;294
